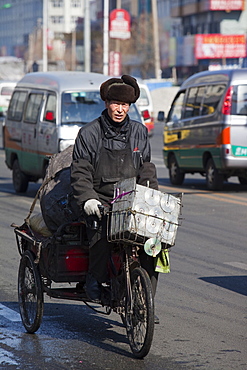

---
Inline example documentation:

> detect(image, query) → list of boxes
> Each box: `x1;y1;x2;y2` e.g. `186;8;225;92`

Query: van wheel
238;176;247;185
169;155;185;185
206;158;223;190
13;159;29;193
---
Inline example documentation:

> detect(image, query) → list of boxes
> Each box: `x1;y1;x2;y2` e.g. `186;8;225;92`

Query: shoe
154;314;160;324
85;273;101;302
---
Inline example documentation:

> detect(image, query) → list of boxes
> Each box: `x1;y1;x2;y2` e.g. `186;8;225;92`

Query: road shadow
2;300;133;358
1;300;191;369
0;179;41;199
199;275;247;296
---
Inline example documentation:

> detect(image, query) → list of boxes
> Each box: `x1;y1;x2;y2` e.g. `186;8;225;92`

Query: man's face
106;100;130;123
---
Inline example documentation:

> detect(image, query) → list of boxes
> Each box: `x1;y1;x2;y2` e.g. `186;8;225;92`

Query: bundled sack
29;213;52;237
39;145;80;233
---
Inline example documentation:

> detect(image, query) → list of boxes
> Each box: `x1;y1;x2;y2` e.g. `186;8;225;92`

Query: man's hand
84;199;102;219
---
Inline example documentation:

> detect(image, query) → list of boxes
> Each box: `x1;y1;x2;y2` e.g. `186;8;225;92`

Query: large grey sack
39;145;80;233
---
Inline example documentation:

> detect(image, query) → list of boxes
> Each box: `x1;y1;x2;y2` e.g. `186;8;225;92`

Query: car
0;80;17;148
0;80;17;118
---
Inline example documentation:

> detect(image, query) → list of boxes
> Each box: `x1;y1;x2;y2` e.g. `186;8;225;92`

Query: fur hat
100;75;140;103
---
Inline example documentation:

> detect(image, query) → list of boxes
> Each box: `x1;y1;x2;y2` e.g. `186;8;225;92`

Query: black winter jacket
71;110;158;210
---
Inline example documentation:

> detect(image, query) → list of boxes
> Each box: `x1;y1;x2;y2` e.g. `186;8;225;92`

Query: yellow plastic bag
155;249;170;273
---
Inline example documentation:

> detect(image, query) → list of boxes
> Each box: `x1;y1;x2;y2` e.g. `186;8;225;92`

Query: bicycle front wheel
125;267;154;359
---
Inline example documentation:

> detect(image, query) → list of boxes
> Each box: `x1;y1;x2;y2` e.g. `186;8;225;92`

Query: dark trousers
89;237;159;296
88;237;112;283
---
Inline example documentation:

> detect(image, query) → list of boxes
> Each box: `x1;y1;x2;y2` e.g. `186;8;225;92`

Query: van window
167;91;185;123
232;85;247;115
24;93;43;124
183;84;226;119
43;94;56;123
184;87;205;118
203;84;226;115
8;91;27;121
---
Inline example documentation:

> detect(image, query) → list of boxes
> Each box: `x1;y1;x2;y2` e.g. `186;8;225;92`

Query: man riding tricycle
13;75;182;358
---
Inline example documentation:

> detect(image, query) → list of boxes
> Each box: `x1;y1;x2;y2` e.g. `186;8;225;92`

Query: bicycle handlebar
86;204;106;230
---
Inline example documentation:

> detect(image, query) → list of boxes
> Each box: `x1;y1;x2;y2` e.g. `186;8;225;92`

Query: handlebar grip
86;205;105;230
91;219;99;230
98;204;105;216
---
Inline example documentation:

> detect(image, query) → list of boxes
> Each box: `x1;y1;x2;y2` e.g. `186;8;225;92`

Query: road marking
152;156;164;163
194;193;247;206
159;184;247;206
224;262;247;271
0;303;21;322
196;191;247;204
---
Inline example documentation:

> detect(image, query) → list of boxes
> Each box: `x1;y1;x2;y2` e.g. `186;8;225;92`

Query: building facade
158;0;247;82
0;0;246;82
0;0;89;71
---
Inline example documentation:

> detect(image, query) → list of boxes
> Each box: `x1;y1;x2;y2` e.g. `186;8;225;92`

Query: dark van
159;69;247;190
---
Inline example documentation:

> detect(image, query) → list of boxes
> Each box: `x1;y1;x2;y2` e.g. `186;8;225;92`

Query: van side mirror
157;111;165;121
45;111;55;122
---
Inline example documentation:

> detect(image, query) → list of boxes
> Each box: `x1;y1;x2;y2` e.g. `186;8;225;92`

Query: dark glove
137;162;159;190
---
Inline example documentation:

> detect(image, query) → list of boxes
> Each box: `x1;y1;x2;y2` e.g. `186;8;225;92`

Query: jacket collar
100;109;129;140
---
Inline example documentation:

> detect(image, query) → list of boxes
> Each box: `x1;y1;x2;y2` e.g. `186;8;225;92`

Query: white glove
84;199;102;219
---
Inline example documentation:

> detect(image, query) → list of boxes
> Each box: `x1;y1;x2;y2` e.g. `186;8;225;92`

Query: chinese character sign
195;34;246;59
109;9;131;40
210;0;244;11
109;51;121;76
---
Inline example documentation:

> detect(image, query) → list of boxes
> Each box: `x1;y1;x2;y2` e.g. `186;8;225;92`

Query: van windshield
61;91;142;124
62;91;105;124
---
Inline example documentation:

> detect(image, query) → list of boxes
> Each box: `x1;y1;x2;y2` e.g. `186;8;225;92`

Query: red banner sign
195;34;246;59
109;51;121;76
210;0;244;11
109;9;131;40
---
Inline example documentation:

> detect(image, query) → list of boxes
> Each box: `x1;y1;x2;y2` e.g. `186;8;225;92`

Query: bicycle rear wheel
125;267;154;358
18;250;44;333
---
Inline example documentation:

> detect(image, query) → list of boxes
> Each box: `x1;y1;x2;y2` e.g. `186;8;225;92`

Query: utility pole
71;29;76;71
152;0;161;79
115;0;121;53
103;0;109;75
43;0;48;72
84;0;91;72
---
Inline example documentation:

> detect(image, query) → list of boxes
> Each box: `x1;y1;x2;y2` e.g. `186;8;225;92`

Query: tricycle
14;215;155;359
13;178;182;359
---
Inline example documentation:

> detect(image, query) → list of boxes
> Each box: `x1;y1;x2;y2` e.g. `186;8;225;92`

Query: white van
136;82;154;136
4;71;143;192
